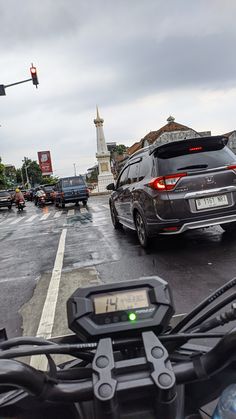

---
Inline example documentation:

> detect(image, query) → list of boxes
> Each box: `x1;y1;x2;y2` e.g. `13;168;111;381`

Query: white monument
94;107;114;192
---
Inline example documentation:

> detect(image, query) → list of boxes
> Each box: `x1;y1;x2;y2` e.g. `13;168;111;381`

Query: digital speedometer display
93;289;149;314
67;277;174;341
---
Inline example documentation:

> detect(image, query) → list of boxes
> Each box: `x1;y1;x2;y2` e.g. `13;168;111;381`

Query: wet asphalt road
0;194;236;338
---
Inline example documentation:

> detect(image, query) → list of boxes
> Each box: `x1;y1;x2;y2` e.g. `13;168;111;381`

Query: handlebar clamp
142;331;177;418
92;338;118;419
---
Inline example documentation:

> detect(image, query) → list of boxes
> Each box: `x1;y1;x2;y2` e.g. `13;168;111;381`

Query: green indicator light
129;313;136;321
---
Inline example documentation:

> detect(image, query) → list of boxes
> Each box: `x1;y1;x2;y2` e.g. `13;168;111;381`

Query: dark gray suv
107;136;236;247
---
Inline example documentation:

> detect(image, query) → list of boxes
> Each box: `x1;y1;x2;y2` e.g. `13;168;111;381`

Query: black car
0;190;12;210
107;135;236;247
41;184;55;203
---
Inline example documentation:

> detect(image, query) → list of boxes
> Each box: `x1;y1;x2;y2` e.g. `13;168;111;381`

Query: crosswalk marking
0;219;10;225
25;215;38;223
40;213;51;221
0;203;110;227
10;217;25;225
54;212;62;218
0;220;9;226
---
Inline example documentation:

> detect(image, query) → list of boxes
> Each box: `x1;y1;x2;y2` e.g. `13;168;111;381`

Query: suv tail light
189;146;203;152
227;164;236;172
148;173;187;191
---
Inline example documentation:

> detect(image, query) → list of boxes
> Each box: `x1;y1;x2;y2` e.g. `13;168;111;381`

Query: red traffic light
30;65;39;87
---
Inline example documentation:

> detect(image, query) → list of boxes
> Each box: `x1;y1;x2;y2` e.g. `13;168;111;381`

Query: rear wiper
177;164;208;171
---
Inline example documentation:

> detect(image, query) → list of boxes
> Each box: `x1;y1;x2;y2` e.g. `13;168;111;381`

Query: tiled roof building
127;116;212;157
127;142;142;155
111;116;236;174
222;131;236;154
141;116;209;148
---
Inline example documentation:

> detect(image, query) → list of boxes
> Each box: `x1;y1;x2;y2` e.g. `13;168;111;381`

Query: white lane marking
30;228;67;370
0;218;12;225
54;211;62;218
67;209;75;216
40;213;51;221
10;217;25;224
25;215;38;223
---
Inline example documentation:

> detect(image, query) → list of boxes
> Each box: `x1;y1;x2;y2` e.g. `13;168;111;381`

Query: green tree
4;165;17;187
114;144;128;155
0;157;6;189
110;144;128;178
86;167;98;183
22;159;43;187
16;168;24;185
40;176;59;185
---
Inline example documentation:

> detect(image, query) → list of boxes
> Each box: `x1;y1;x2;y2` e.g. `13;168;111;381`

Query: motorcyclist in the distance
34;187;45;206
14;188;25;208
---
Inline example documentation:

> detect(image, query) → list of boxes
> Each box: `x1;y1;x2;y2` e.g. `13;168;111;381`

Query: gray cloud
1;0;236;174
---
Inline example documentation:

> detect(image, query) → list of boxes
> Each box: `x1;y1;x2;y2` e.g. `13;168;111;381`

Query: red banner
38;151;53;175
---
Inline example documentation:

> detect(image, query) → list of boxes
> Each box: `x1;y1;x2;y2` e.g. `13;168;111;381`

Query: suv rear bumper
156;213;236;235
61;194;89;203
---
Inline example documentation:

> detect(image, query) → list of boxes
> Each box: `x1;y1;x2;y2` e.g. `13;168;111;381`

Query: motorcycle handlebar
0;359;46;396
0;329;235;402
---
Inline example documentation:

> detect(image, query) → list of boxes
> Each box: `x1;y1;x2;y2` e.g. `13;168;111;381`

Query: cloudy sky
1;0;236;176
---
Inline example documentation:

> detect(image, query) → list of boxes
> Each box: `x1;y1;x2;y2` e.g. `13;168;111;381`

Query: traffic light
30;65;39;87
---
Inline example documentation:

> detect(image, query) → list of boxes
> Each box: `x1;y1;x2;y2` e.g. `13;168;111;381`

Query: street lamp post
20;168;24;186
23;157;31;188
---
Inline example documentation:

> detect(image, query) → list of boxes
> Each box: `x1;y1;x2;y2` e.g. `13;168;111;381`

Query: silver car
108;136;236;247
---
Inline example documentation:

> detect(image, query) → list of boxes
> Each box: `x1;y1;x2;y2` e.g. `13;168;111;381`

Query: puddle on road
66;212;93;225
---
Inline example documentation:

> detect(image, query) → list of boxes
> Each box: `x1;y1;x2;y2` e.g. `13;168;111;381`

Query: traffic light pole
0;78;34;96
0;65;39;96
4;78;32;88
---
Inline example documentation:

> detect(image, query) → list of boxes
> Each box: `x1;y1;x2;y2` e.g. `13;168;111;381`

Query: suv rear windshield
62;177;85;187
157;147;236;174
43;185;54;191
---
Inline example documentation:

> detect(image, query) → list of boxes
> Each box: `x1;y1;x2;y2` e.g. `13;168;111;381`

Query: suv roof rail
128;145;149;160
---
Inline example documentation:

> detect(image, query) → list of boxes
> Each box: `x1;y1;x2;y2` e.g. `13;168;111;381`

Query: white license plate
196;194;228;210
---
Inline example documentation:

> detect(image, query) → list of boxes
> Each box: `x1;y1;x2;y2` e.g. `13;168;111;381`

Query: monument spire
93;107;114;192
94;106;107;154
94;105;103;124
